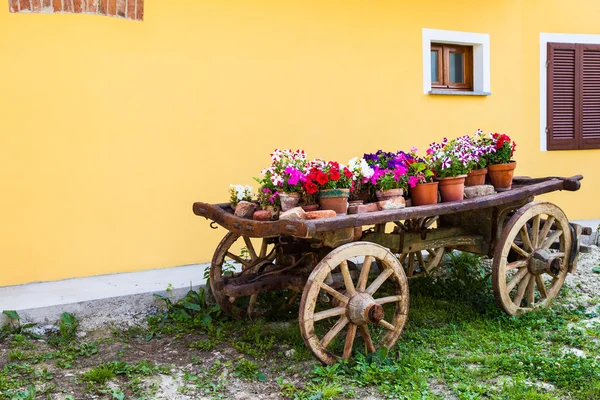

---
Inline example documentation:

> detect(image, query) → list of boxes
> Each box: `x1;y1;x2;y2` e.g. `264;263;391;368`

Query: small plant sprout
229;184;254;207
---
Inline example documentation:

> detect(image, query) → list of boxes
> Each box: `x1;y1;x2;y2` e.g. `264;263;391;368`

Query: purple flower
441;157;451;170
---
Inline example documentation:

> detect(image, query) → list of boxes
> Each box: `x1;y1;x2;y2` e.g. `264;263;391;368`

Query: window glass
450;52;464;83
431;51;439;82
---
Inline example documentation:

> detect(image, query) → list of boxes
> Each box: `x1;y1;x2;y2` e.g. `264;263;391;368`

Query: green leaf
375;345;389;361
111;389;125;400
592;267;600;274
183;301;201;311
61;312;76;326
2;310;19;320
257;372;267;382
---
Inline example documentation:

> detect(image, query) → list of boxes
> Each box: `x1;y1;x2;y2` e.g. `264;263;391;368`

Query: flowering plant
404;147;435;188
257;187;279;209
487;133;516;164
427;138;473;178
347;156;375;199
467;129;497;169
229;184;253;207
305;161;353;191
363;151;409;191
256;149;308;193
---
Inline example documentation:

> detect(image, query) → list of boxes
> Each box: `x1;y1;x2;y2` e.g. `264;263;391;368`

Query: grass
1;252;599;399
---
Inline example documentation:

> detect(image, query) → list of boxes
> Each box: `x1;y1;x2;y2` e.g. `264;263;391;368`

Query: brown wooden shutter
581;44;600;149
547;43;578;150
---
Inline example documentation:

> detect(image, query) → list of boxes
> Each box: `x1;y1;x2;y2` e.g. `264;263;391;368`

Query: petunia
408;176;418;188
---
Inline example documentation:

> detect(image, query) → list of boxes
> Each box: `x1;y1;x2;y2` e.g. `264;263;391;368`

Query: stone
348;202;379;214
464;185;495;199
279;207;307;220
377;197;406;210
305;210;336;219
253;209;275;221
233;201;258;218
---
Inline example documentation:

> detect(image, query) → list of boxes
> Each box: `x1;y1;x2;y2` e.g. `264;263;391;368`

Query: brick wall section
8;0;143;20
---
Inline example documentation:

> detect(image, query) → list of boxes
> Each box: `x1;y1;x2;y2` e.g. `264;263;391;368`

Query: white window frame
539;32;600;151
422;28;491;95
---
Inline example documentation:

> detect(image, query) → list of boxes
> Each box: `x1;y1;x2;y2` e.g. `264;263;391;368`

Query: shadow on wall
8;0;144;20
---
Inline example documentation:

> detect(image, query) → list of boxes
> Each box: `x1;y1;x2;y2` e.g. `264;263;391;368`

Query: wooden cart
193;175;590;365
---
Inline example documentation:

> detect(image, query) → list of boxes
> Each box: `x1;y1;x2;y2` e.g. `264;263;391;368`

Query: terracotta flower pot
279;192;300;212
375;188;404;201
410;182;439;206
465;168;488;187
319;188;350;215
301;204;319;212
488;162;517;191
435;175;467;202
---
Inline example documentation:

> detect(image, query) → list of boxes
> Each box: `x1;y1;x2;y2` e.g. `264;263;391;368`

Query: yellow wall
1;0;598;286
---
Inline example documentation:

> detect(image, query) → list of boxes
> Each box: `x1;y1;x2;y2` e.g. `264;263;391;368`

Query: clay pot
410;182;439;206
488;162;517;191
301;204;319;212
375;188;404;201
319;188;350;215
435;175;467;202
465;168;488;187
279;192;300;212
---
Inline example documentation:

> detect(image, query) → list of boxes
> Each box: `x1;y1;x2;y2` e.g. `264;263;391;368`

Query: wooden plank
193;176;583;239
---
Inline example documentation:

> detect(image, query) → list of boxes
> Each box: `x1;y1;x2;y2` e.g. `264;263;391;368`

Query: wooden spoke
321;316;349;348
507;267;529;292
426;249;436;258
259;239;268;258
343;323;357;359
226;251;251;267
314;306;346;322
507;259;528;270
526;276;535;307
375;295;404;305
510;243;529;258
538;216;556;248
541;230;562;249
321;283;349;304
416;252;426;272
379;320;396;331
359;325;376;353
357;256;373;291
243;236;258;261
535;275;548;299
520;225;533;252
512;274;531;307
398;253;408;264
531;215;541;247
248;294;258;315
366;268;394;295
340;261;356;296
407;253;415;276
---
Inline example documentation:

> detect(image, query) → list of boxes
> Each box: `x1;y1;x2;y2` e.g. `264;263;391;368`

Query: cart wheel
396;218;445;278
492;202;572;316
398;248;445;278
210;232;279;318
299;242;409;365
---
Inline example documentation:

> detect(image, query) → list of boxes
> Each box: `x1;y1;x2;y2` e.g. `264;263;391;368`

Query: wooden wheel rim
210;232;276;318
492;201;571;316
299;242;409;365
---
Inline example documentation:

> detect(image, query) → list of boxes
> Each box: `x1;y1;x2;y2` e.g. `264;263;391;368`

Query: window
422;29;490;95
430;43;473;91
546;42;600;150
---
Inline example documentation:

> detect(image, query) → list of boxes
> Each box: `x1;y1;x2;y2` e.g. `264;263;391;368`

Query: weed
81;365;115;385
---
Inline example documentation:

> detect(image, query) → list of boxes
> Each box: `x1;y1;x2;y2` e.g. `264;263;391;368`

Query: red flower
329;169;341;181
343;167;353;179
304;181;318;194
315;171;329;185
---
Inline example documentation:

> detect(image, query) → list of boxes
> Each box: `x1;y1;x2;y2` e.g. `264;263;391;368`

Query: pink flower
408;176;418;188
411;147;419;153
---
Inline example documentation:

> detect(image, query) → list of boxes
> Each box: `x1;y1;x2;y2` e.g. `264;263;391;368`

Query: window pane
431;51;438;82
450;52;464;83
